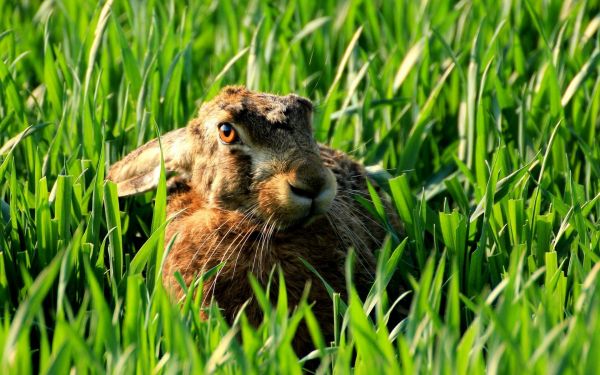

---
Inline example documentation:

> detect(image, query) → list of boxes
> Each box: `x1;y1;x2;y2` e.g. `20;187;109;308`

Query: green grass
1;0;600;373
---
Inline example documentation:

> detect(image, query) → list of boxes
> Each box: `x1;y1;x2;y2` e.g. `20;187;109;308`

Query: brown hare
107;86;392;353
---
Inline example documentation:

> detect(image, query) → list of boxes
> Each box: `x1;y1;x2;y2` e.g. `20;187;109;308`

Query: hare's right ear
107;128;193;197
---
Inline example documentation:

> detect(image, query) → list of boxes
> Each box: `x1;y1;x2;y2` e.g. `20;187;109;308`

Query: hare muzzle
256;155;337;227
287;159;337;216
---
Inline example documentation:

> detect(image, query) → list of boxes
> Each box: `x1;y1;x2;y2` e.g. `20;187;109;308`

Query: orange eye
218;123;239;144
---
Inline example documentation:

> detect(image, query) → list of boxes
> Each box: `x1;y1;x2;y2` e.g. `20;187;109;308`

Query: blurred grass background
1;0;600;373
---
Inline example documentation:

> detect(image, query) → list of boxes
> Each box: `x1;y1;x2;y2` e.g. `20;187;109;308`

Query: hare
107;86;392;353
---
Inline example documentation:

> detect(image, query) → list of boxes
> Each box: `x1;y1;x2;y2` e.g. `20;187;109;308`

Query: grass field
1;0;600;373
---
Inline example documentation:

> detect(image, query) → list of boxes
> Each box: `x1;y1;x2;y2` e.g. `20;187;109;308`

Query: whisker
253;213;274;277
258;219;277;277
326;205;375;279
182;203;259;280
334;191;393;231
331;198;387;240
204;214;258;305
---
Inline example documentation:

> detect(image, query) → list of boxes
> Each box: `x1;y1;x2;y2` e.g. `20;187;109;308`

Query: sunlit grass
1;0;599;373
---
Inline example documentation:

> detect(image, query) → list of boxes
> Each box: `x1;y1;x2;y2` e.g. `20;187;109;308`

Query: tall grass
1;0;599;373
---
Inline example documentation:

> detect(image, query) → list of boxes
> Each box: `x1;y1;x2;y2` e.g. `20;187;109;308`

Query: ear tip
221;85;248;96
105;162;121;182
289;95;313;111
105;168;115;182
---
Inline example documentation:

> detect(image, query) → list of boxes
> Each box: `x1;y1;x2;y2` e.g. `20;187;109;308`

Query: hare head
107;86;337;227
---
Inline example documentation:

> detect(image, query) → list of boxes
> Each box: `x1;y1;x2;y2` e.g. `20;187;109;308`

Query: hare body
163;145;385;351
108;87;391;353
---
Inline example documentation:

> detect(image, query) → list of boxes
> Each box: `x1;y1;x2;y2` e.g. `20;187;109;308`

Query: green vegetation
1;0;599;373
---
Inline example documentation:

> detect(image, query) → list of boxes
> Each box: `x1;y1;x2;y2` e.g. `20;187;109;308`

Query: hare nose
285;159;337;217
289;181;321;200
288;162;330;200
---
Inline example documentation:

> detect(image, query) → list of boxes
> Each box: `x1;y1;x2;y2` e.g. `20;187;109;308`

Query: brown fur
108;86;393;354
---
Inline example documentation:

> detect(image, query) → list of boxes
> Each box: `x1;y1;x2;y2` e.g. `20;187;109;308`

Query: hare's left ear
107;128;193;197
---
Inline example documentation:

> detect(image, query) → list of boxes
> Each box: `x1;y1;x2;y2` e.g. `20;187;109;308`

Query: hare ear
107;128;193;197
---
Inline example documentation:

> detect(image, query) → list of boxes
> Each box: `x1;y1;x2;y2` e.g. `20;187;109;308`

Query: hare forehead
199;109;313;150
218;92;311;126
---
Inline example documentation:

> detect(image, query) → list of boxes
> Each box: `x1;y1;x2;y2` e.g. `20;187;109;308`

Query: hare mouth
269;216;319;231
254;168;337;229
299;208;328;228
277;188;335;228
271;204;332;230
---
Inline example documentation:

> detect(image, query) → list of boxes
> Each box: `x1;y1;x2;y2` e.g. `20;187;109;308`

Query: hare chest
162;190;380;343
